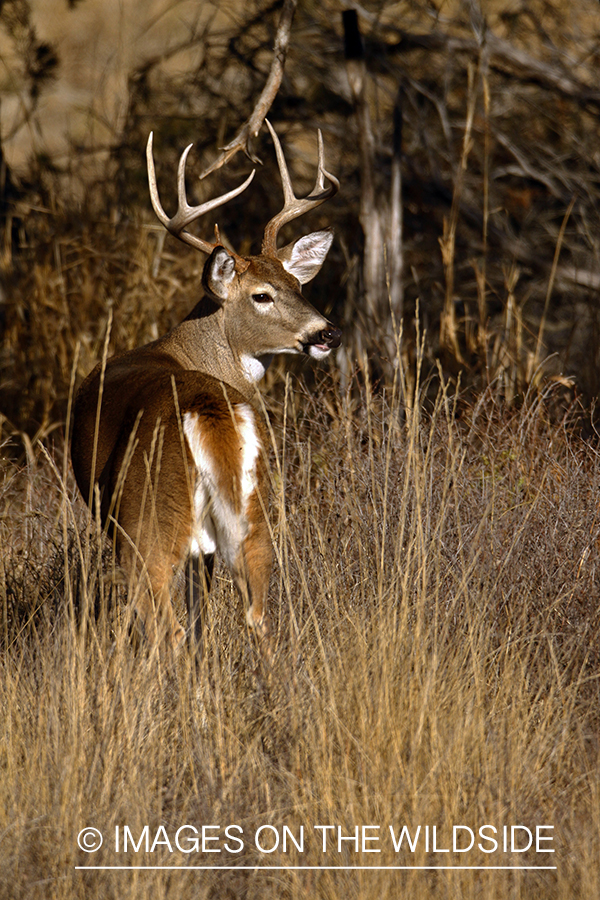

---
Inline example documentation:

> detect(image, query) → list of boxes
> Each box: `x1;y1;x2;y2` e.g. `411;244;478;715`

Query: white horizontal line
75;865;557;871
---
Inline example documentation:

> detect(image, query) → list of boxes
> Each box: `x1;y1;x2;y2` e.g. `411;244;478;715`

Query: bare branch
388;28;600;114
200;0;297;179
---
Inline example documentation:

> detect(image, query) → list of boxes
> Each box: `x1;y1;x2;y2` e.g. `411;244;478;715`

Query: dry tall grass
1;351;599;898
2;4;600;897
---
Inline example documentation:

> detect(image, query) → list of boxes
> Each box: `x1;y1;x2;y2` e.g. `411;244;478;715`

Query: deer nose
319;326;342;349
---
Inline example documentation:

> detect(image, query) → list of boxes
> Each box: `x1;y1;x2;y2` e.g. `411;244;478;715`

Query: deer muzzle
304;326;342;358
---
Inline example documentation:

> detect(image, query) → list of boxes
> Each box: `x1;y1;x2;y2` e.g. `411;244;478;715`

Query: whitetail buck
71;121;340;659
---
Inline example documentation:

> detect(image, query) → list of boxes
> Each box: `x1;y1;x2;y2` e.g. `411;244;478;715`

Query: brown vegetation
2;1;600;896
2;365;600;897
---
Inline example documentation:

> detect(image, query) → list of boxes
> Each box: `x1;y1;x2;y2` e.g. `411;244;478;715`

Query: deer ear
203;247;237;300
278;230;333;285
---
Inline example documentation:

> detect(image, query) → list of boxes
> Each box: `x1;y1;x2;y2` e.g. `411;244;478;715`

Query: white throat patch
241;354;271;383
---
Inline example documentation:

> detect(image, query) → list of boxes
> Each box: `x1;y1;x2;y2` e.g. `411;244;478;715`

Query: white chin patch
241;354;268;383
308;344;332;360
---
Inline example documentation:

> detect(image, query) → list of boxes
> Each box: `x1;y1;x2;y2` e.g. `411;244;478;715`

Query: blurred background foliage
1;0;600;434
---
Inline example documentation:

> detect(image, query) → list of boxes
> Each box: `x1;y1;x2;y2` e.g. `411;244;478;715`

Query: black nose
319;326;342;349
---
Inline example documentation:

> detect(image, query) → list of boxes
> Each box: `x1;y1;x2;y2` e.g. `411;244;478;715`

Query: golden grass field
2;345;599;897
2;1;600;897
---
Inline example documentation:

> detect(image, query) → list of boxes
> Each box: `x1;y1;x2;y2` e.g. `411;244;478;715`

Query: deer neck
155;299;268;401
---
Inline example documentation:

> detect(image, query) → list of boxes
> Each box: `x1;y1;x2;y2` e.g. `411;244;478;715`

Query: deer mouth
303;326;342;357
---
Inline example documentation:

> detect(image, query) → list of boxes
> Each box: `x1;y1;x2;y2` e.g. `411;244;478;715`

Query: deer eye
252;292;273;305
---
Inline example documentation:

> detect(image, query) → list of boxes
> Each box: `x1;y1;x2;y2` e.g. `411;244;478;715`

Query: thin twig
534;195;576;368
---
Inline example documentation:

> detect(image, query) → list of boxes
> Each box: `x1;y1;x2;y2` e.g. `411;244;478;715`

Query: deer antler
261;120;339;257
146;131;255;256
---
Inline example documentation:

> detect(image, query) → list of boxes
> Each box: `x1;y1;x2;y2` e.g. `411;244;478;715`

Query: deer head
146;122;341;384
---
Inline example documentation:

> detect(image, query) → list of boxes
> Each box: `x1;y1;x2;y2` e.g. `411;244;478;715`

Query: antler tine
265;119;296;207
315;129;339;194
261;121;339;257
146;132;255;255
